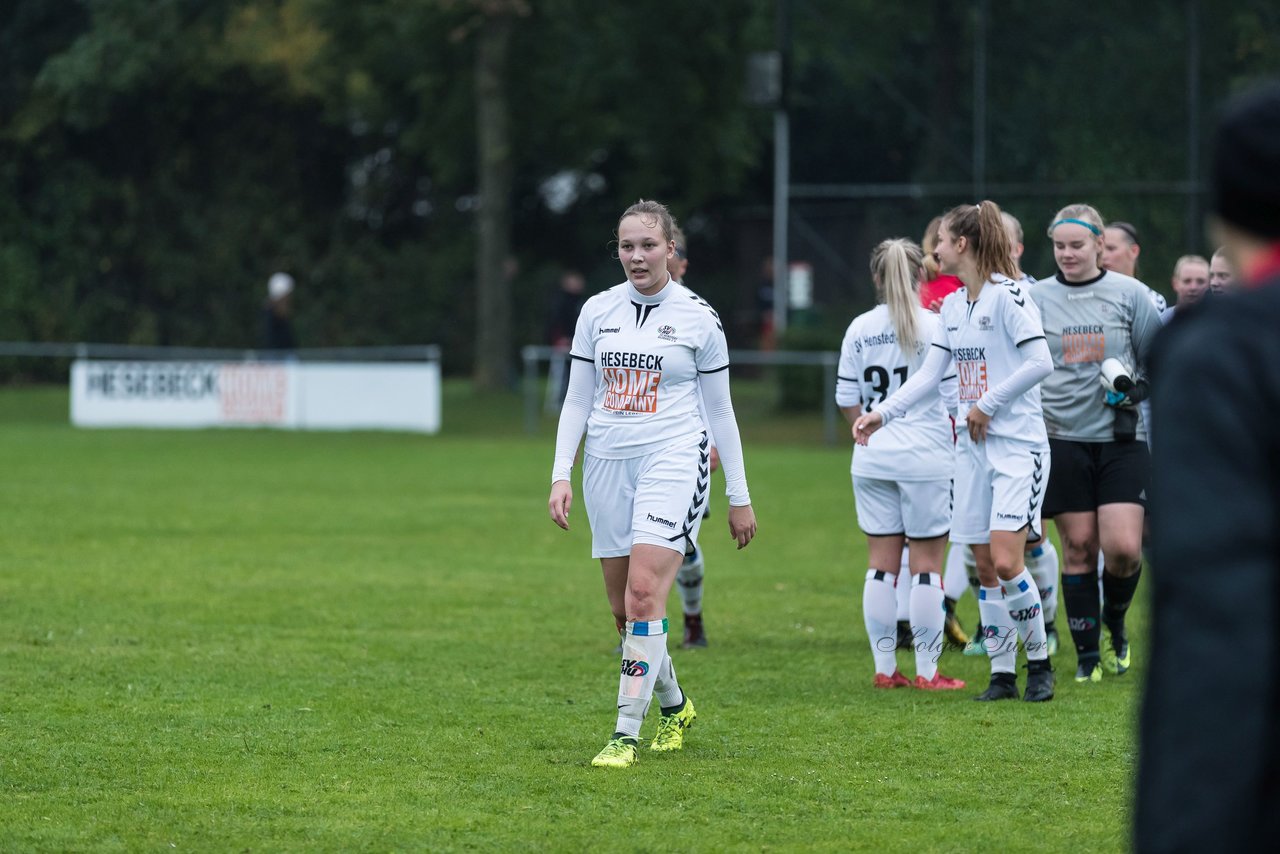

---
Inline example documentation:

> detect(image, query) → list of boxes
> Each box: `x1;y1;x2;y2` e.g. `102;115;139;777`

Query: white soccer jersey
836;305;954;481
570;279;728;460
933;275;1048;444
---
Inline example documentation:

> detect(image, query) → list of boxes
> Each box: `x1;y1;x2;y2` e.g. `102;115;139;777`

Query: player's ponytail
943;200;1016;284
871;238;925;362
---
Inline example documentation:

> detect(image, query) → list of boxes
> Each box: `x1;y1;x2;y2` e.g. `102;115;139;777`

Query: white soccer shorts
950;433;1049;545
852;476;951;540
583;432;710;558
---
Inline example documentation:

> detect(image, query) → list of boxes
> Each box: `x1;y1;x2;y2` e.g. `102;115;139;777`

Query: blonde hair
870;238;925;361
1048;203;1105;238
1173;254;1209;278
1001;211;1024;244
1048;203;1106;268
942;201;1017;283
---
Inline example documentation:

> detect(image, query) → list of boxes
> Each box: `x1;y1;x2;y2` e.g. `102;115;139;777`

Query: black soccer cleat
974;671;1020;701
1023;659;1055;702
682;613;708;649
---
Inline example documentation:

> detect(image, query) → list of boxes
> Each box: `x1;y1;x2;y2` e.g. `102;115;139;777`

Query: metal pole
772;0;791;337
1186;0;1201;249
822;356;837;446
973;0;987;201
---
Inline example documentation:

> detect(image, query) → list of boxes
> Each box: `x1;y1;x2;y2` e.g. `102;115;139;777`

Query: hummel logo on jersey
657;324;677;342
621;659;650;677
646;513;677;529
599;326;620;334
947;325;960;332
996;512;1024;521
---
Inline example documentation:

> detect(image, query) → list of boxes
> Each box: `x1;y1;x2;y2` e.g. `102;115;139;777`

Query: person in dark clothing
261;272;297;352
546;269;587;351
1136;79;1280;852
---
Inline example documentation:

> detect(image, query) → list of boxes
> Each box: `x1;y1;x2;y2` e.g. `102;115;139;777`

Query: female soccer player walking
549;200;756;768
838;238;964;690
1033;204;1162;683
855;202;1055;702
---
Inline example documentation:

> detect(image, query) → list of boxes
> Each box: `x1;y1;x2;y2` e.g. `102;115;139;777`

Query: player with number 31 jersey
837;305;955;483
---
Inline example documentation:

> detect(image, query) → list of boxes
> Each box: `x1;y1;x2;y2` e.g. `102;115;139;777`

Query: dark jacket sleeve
1136;292;1280;851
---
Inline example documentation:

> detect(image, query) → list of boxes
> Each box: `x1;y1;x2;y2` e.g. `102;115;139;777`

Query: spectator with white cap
261;271;297;353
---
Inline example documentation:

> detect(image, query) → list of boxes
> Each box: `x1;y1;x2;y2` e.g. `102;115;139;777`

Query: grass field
0;382;1141;851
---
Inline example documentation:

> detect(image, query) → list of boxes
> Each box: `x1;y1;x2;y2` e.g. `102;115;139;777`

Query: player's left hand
709;446;721;473
967;406;992;443
727;504;756;550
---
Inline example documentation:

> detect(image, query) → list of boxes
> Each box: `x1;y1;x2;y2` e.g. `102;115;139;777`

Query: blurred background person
1208;246;1236;293
1138;78;1280;853
919;215;964;311
1101;222;1142;278
1002;211;1035;285
668;224;718;649
260;272;297;353
544;268;587;411
1160;254;1210;322
1103;221;1169;315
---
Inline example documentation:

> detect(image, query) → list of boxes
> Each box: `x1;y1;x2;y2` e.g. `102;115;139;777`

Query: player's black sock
1063;572;1101;660
1102;567;1141;641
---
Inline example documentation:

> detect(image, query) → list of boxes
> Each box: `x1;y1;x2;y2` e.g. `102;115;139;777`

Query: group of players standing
841;200;1234;702
546;192;1232;768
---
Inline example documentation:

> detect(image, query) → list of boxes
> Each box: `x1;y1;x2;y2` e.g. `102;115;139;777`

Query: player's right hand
549;480;573;530
852;411;883;445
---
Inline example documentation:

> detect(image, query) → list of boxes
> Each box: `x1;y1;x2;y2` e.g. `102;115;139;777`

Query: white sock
616;618;667;738
863;570;899;676
965;547;981;602
895;552;911;621
910;572;946;680
675;545;704;615
978;586;1017;674
1002;570;1049;662
943;544;969;603
1026;541;1059;624
653;647;683;710
1097;550;1105;602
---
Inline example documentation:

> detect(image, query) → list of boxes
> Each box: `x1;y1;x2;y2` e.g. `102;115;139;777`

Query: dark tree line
1;1;1275;384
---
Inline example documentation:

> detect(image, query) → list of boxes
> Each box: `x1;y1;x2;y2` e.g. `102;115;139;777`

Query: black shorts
1044;438;1149;516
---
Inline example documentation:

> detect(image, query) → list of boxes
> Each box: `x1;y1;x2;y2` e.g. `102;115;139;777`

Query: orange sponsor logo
957;360;988;402
602;368;660;413
1062;333;1105;364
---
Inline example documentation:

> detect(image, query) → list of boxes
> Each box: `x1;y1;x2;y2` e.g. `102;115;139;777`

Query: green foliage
775;314;847;412
0;0;1278;377
0;385;1138;849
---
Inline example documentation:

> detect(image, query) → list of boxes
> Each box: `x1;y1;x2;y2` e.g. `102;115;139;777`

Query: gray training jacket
1030;269;1164;442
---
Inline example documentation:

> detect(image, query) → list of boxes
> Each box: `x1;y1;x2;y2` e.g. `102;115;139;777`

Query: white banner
71;360;440;433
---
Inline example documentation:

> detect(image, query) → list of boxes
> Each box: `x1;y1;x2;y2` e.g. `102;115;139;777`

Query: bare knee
1103;546;1142;577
